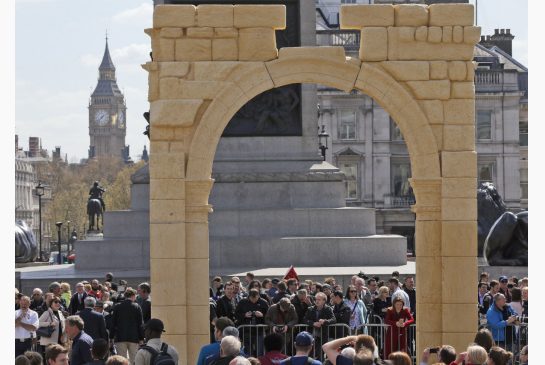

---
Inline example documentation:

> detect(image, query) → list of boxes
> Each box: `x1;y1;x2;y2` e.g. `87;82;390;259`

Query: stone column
410;178;442;358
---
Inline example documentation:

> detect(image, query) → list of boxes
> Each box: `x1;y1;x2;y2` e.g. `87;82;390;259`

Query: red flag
284;265;299;282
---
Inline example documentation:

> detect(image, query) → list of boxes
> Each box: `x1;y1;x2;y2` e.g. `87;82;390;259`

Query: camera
515;315;527;323
275;325;285;332
429;347;440;354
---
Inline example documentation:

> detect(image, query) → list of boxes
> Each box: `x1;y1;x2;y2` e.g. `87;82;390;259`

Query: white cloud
80;43;150;69
112;3;153;25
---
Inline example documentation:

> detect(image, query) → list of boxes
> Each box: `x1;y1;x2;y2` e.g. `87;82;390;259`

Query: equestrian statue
87;181;106;231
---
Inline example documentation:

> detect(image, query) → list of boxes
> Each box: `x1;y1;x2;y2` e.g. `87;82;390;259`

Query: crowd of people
14;270;529;365
15;273;178;365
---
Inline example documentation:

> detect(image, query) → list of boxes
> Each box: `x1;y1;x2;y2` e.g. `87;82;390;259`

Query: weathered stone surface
417;256;443;303
160;27;183;38
149;152;185;179
150;199;185;223
150;223;186;259
234;5;286;29
443;125;475;151
186;222;210;259
442;178;477;199
452;25;464;43
443;304;477;331
154;38;175;62
238;28;278;61
428;26;442;43
214;27;238;38
442;333;478;357
154;305;187;334
175;38;212;61
443;99;474;124
442;26;452;43
442;197;477;221
150;179;186;200
340;4;394;28
448;61;467;81
360;27;388;61
441;220;477;256
186;259;210;305
464;26;481;44
430;124;443;150
451;81;474;98
429;4;474;26
187;27;214;38
149;127;174;141
186;305;210;334
415;26;428;42
441;151;477;178
212;38;238;61
406;80;450;100
398;27;415;42
430;61;447;79
197;5;234;28
442;257;478;302
151;99;204;127
267;50;360;92
381;61;429;81
159;77;181;99
418;303;442;332
415;220;441;257
466;61;476;81
150;258;186;305
154;5;196;28
394;4;428;27
159;62;190;78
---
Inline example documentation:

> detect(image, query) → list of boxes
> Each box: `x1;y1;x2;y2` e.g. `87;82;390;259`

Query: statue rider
89;181;106;211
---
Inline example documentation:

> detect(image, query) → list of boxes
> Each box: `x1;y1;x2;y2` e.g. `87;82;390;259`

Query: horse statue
477;182;528;266
15;220;38;263
87;198;104;231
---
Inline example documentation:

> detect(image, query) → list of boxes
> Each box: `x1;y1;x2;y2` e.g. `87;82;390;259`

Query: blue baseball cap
295;331;314;346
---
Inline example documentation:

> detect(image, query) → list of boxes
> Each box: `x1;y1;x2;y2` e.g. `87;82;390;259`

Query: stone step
74;238;149;270
209;207;377;237
210;235;406;270
210;179;346;209
102;210;149;239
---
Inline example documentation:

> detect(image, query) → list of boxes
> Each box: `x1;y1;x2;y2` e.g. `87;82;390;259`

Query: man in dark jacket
216;282;236;322
78;296;108;341
235;289;269;355
111;288;144;363
402;276;416;319
136;282;152;324
291;289;312;324
272;282;290;304
331;291;351;338
70;282;88;315
65;315;93;365
304;292;336;359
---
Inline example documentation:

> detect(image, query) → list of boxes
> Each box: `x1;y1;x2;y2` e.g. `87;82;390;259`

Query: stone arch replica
143;3;481;363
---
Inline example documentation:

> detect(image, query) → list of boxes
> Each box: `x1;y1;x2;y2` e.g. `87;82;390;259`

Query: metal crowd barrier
237;322;527;364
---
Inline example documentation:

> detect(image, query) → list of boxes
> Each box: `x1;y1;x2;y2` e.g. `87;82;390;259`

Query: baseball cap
322;284;332;290
499;276;508;283
145;318;165;332
295;331;314;346
272;278;280;284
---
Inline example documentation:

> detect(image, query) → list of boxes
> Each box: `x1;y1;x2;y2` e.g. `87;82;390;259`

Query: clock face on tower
118;110;125;128
95;109;109;126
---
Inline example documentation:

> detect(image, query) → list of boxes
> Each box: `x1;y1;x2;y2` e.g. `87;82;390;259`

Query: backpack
141;342;176;365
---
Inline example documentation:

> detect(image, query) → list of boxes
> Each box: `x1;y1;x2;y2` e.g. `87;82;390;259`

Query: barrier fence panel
236;322;527;364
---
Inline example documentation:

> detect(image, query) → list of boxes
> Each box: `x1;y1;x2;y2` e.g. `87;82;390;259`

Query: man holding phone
486;293;518;348
419;345;456;365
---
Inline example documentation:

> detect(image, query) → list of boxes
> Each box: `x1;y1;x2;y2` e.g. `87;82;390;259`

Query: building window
341;0;357;3
339;162;358;199
338;110;356;140
519;121;528;147
520;167;528;200
476;110;492;140
390;118;403;141
391;162;412;197
478;162;495;186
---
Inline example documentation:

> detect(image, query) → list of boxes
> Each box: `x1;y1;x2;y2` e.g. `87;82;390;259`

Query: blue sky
14;0;528;162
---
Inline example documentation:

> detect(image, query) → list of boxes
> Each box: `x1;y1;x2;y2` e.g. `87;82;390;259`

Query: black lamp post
35;182;45;261
66;220;71;251
318;124;329;161
55;221;63;264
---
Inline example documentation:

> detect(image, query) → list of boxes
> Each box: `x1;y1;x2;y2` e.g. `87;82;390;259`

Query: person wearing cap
135;318;179;365
280;331;322;365
498;276;512;302
268;279;280;298
78;296;108;341
197;317;236;365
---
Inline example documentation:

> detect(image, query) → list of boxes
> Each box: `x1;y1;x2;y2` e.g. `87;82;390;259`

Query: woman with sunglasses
38;296;67;359
344;285;367;334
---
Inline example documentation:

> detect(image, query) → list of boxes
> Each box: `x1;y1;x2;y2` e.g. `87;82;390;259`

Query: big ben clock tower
88;36;127;160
